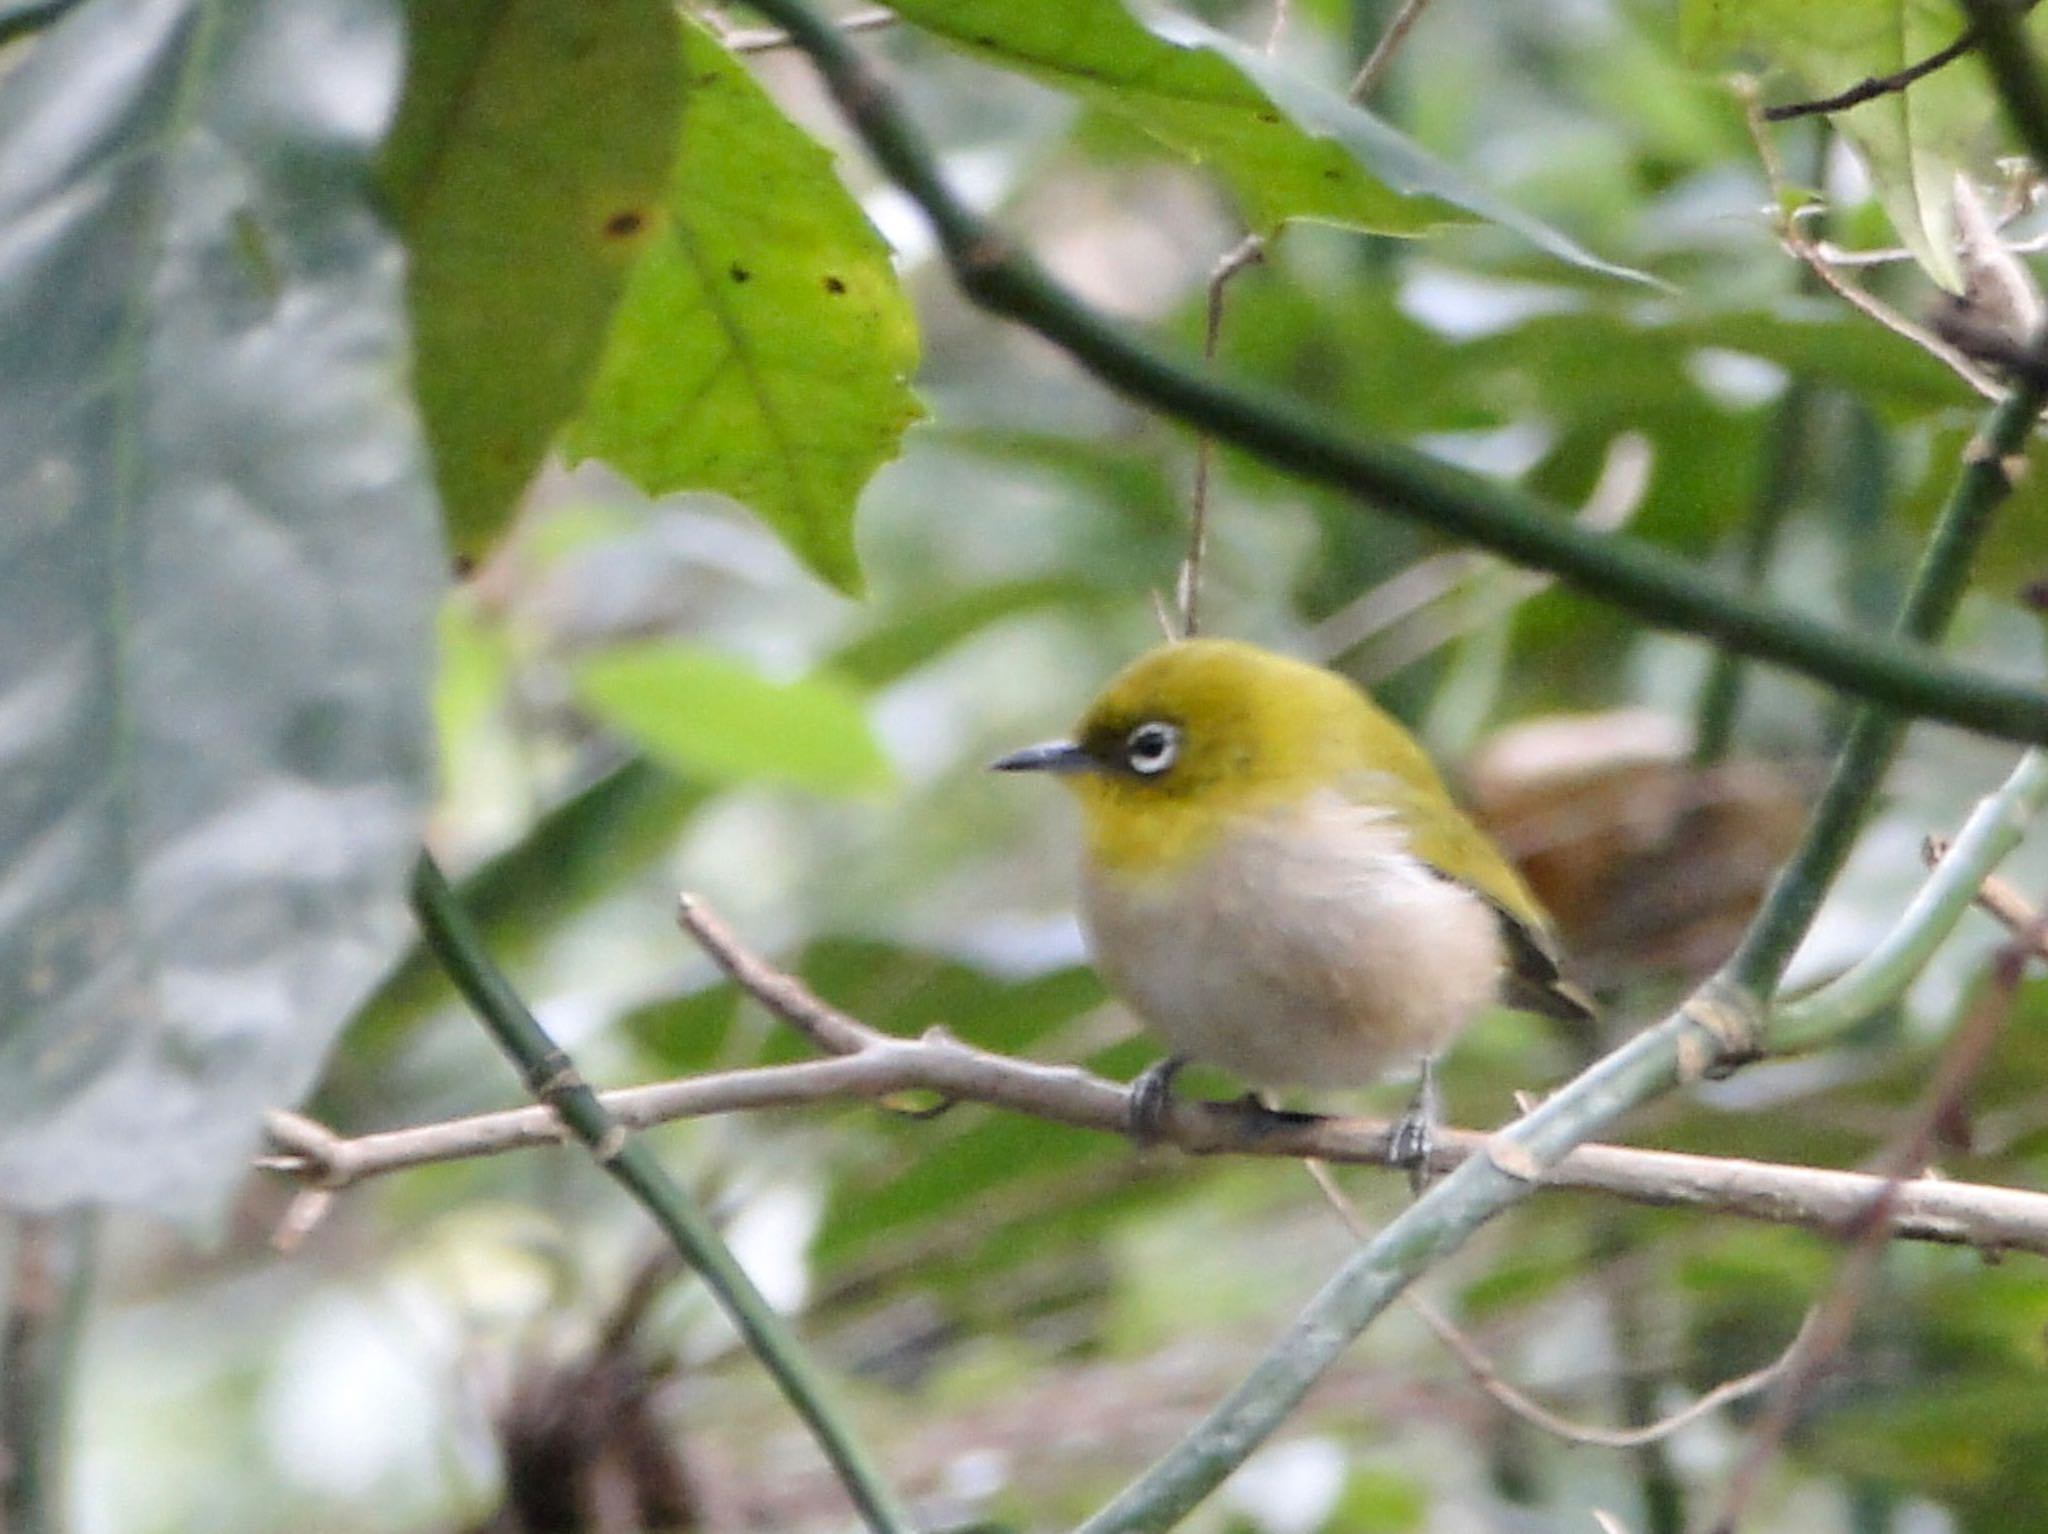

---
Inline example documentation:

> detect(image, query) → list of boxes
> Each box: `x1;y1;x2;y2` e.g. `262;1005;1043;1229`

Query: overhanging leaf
1683;0;2048;291
383;0;682;562
573;643;892;794
0;0;441;1217
564;22;923;593
885;0;1650;281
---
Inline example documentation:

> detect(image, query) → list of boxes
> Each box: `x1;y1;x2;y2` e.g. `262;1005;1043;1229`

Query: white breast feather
1082;794;1507;1088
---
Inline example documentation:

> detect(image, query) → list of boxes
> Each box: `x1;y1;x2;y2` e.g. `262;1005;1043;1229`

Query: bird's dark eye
1123;721;1181;776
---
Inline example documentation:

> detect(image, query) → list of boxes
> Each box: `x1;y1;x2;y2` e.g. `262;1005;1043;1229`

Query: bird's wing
1340;768;1595;1024
1471;890;1597;1023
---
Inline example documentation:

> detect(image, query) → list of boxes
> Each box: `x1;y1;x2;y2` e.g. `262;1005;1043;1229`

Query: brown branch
1347;0;1438;103
259;896;2048;1261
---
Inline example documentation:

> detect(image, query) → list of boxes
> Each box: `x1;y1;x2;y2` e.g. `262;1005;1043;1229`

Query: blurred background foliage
18;0;2048;1530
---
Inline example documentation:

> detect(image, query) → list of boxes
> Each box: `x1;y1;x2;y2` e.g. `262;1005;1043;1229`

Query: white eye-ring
1123;720;1181;776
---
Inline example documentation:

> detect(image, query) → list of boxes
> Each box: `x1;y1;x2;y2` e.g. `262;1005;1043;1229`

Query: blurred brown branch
1710;917;2043;1533
260;896;2048;1261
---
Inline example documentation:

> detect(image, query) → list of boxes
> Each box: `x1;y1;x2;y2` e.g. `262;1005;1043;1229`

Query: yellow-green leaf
573;644;891;794
384;0;682;560
564;24;923;593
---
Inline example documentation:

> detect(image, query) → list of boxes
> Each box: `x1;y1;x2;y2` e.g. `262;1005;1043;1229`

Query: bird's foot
1128;1055;1189;1145
1389;1057;1442;1196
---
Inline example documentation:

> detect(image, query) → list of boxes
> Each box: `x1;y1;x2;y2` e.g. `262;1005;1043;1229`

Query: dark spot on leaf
452;553;477;579
973;33;996;46
730;264;752;283
823;274;846;294
1323;167;1342;180
604;209;646;239
694;72;721;88
1256;111;1280;124
2023;576;2048;611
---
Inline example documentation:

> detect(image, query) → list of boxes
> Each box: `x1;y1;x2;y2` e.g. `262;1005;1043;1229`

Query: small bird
992;638;1590;1175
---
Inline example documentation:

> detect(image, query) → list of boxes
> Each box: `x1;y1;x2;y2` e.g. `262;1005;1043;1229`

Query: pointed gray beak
989;739;1096;774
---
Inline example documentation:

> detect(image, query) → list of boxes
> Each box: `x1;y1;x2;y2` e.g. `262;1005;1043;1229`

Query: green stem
409;855;914;1534
1772;747;2048;1050
0;1212;96;1534
1726;375;2046;996
1691;378;1814;765
1694;125;1829;767
740;0;2048;746
1961;0;2048;173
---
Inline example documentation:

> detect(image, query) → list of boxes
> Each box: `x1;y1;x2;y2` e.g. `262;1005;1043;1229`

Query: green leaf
565;22;923;593
0;0;440;1218
1682;0;2048;291
573;643;891;793
886;0;1649;281
383;0;681;561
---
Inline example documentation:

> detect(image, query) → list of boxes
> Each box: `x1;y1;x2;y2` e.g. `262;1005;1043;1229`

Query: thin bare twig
1763;28;1981;122
676;893;874;1055
1179;0;1437;635
1301;1161;1809;1451
1179;234;1267;638
258;897;2048;1261
1264;0;1290;54
1347;0;1437;103
1816;227;2048;268
1762;1;2047;123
